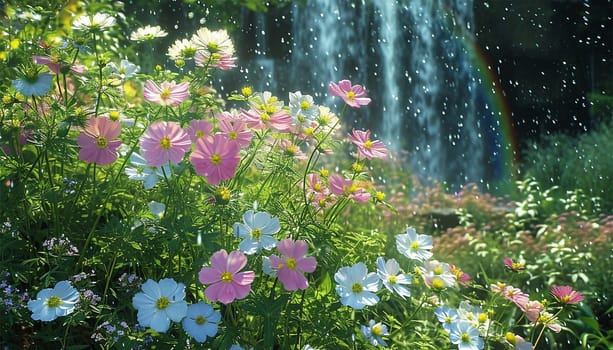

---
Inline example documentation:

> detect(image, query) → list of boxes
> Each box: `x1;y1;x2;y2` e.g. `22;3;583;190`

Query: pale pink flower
33;55;86;75
140;121;191;166
218;118;252;148
270;239;317;291
195;51;237;70
502;285;530;309
77;117;122;165
537;312;562;332
189;134;240;185
199;250;255;304
186;119;213;143
241;108;292;132
503;257;526;272
521;300;544;323
328;173;370;203
349;129;388;160
450;264;471;286
279;139;307;160
550;285;584;305
328;79;371;108
143;80;190;106
215;110;242;122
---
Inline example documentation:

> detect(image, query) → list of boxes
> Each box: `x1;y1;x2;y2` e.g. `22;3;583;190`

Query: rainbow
442;4;520;188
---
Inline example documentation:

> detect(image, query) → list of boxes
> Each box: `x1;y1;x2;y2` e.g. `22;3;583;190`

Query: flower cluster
0;5;590;349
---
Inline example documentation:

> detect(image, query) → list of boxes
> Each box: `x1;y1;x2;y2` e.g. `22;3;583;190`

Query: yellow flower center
460;332;471;343
160;137;171;150
210;154;221;165
195;130;204;138
286;258;297;270
388;275;397;284
285;145;297;155
364;140;373;149
372;325;382;336
260;113;270;122
264;105;277;114
352;163;363;172
351;283;363;293
195;315;206;325
160;88;171;99
410;242;420;250
228;131;237;139
109;111;120;121
478;313;488;323
221;271;233;283
434;266;443;275
431;277;445;290
96;137;108;149
300;101;310;110
215;187;231;201
505;332;517;345
46;296;62;308
241;86;252;97
375;192;386;200
250;229;262;239
347;91;355;100
156;297;170;310
207;42;219;53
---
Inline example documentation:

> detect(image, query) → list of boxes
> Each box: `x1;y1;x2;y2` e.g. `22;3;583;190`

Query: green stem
75;140;141;271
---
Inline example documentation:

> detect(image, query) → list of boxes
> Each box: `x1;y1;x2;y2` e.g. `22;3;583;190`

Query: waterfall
375;1;402;148
378;0;484;186
241;0;487;188
290;1;368;102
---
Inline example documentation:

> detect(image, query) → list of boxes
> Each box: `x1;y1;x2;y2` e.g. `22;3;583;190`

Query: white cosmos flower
167;38;198;60
191;27;235;55
27;280;79;321
396;227;433;261
130;25;168;41
234;210;280;254
334;262;380;309
72;13;116;31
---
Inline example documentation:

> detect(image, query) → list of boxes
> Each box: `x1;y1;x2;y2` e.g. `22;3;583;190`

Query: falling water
403;0;483;185
375;1;402;147
242;0;488;187
290;1;368;101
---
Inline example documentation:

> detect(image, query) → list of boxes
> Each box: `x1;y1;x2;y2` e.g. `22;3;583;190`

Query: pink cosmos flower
502;285;530;309
550;285;584;305
349;129;388;160
186;119;213;143
143;80;190;106
33;55;86;75
279;139;307;160
328;173;371;203
450;264;471;286
270;239;317;291
140;121;191;166
189;134;240;185
503;257;526;272
195;51;237;70
328;79;371;108
520;300;544;323
198;249;255;304
77;117;122;165
241;108;292;132
218;118;252;148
